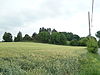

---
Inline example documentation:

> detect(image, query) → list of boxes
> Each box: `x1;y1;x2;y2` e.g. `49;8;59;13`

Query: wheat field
0;42;100;75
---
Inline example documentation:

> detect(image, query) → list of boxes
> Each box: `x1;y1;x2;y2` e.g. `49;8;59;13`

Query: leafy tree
23;34;32;41
87;36;98;53
32;33;37;38
52;29;57;33
59;33;66;45
79;37;88;46
73;34;80;41
96;31;100;39
14;31;22;42
70;40;79;46
38;31;50;43
3;32;13;42
39;27;47;33
32;32;37;40
50;32;66;45
65;32;73;41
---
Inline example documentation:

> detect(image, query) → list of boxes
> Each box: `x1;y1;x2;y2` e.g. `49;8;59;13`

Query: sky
0;0;100;40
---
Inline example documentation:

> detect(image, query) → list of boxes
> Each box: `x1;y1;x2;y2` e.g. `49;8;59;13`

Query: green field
0;42;100;75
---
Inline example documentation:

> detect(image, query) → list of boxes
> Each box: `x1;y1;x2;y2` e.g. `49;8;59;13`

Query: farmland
0;42;100;75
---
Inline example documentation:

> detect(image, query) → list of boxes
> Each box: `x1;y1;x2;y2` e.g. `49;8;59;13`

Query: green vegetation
14;31;23;42
2;27;81;46
0;42;100;75
87;37;98;53
3;32;13;42
80;53;100;75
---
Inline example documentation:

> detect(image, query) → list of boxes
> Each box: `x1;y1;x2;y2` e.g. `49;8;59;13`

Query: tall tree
39;27;47;33
3;32;13;42
38;31;50;43
52;29;57;33
73;34;80;41
32;32;37;38
14;31;22;42
50;32;66;45
66;32;73;41
23;34;32;41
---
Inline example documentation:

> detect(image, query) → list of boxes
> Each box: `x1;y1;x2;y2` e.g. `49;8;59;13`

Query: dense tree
50;32;66;45
79;37;88;46
52;29;57;33
14;31;22;42
59;33;66;45
2;27;90;47
32;32;37;40
32;33;37;38
3;32;13;42
73;34;80;41
70;40;79;46
66;32;73;41
38;31;50;43
87;36;98;53
23;34;32;41
96;31;100;39
39;27;47;33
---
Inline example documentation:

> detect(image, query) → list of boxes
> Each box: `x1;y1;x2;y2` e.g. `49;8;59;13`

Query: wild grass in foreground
0;42;100;75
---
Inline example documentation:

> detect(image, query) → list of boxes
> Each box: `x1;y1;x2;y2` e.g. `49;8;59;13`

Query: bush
79;37;88;46
70;40;79;46
87;37;98;53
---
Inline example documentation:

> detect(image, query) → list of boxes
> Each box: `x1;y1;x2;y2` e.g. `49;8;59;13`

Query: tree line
2;27;100;47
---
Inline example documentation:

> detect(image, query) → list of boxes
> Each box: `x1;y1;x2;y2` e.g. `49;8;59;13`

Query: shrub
79;37;88;46
70;40;79;46
87;37;98;53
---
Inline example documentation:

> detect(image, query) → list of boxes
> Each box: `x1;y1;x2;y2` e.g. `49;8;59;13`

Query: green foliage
79;37;88;46
38;31;50;43
23;34;32;41
65;32;73;41
60;32;80;41
73;34;80;40
79;53;100;75
87;37;98;53
39;27;51;34
50;32;66;45
0;42;86;75
1;42;100;75
14;31;22;42
3;32;13;42
52;29;57;33
70;40;79;46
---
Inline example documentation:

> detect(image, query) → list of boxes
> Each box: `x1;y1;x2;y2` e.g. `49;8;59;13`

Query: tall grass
0;42;100;75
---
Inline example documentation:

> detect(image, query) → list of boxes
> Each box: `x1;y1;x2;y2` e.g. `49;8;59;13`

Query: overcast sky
0;0;100;40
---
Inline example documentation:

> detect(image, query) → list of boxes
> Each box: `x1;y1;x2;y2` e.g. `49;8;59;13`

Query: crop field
0;42;100;75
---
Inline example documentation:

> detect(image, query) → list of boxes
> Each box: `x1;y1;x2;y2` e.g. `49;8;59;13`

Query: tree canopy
3;32;13;42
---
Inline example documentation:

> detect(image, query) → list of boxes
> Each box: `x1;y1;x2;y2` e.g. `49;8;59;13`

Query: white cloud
0;0;100;40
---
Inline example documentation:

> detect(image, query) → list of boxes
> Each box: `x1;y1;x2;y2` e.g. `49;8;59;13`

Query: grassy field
0;42;100;75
